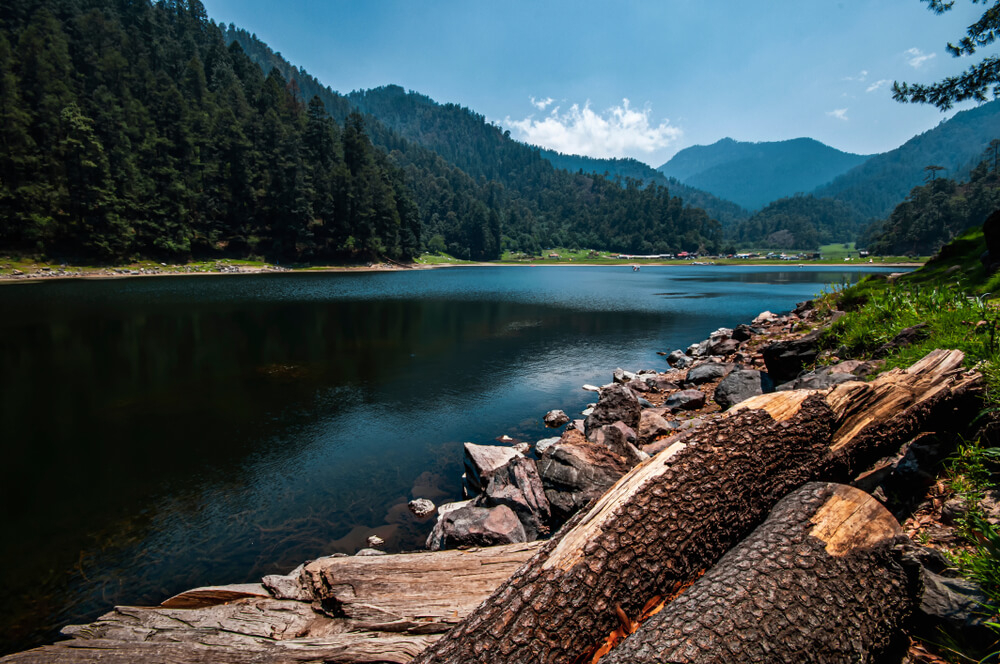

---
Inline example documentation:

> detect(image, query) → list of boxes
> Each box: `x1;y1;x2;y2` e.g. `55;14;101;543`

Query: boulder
584;383;641;434
687;339;711;357
408;498;436;518
731;324;755;342
478;456;551;540
874;322;930;357
536;440;632;522
664;389;706;411
639;410;674;444
627;377;655;393
613;368;638;384
753;310;779;325
543;409;570;427
714;370;774;409
708;338;741;356
535;436;561;455
589;422;646;466
650;375;681;392
463;443;523;495
355;548;387;556
762;330;822;385
914;566;996;647
425;504;527;551
666;350;693;369
685;362;733;384
981;209;1000;273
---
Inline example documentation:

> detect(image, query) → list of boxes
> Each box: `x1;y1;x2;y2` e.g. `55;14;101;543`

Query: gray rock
535;436;561;455
613;368;637;384
425;504;527;551
478;456;551;540
708;338;741;356
917;567;994;634
687;340;711;357
762;330;823;385
940;497;966;525
665;389;706;411
543;409;571;427
366;535;385;548
666;350;693;368
639;410;673;444
408;498;436;518
874;322;930;358
536;440;632;522
463;442;523;495
589;422;646;466
685;362;733;384
636;396;654;409
584;383;641;434
731;324;755;342
714;370;774;409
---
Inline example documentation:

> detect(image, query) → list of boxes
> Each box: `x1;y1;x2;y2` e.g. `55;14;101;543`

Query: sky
199;0;991;168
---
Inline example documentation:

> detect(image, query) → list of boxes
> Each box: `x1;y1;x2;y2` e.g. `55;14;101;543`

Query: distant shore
0;258;924;284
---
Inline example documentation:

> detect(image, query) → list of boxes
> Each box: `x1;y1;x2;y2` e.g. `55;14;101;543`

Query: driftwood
413;349;979;664
0;542;541;664
603;483;913;663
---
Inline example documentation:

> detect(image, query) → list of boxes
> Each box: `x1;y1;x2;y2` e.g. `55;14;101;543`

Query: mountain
537;149;750;226
814;100;1000;219
731;195;869;250
859;157;1000;256
657;137;871;210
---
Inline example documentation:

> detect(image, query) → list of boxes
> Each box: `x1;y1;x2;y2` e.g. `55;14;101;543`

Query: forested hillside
815;100;1000;219
222;33;727;258
0;0;425;263
860;154;1000;256
729;195;868;250
657;137;870;210
0;2;725;266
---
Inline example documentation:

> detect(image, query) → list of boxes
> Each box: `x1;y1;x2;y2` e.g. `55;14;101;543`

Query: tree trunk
413;349;978;664
602;483;913;663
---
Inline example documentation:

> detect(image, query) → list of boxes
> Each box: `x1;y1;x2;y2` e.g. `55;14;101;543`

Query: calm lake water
0;264;901;653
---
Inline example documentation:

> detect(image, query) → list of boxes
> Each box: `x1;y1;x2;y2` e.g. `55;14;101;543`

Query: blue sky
200;0;989;167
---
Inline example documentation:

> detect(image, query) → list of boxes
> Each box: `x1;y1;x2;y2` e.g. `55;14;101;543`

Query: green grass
414;252;475;265
820;246;1000;658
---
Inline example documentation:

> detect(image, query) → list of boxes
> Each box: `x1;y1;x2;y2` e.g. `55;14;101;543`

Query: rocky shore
3;299;994;664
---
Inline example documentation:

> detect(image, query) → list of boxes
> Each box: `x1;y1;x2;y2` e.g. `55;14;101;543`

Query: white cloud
826;108;849;121
505;98;682;160
866;79;891;93
843;70;869;82
530;96;555;111
905;47;936;68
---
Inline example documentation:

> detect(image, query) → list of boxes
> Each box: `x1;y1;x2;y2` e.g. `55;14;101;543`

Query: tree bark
602;483;913;663
413;349;979;664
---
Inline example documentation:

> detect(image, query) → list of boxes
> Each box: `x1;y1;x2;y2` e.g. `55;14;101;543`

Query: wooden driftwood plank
0;543;542;664
602;483;913;663
412;349;979;664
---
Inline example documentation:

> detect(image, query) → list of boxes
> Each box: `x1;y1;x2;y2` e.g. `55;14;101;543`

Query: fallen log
0;542;541;664
413;349;979;664
602;483;913;663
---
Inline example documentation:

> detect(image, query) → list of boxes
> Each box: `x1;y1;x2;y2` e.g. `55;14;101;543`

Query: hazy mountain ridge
538;149;750;226
814;99;1000;219
657;137;871;210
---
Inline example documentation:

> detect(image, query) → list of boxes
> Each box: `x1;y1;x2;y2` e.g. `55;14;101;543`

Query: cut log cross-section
602;483;913;663
413;349;979;664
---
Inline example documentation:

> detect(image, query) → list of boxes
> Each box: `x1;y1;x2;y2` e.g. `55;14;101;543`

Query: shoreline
0;259;923;284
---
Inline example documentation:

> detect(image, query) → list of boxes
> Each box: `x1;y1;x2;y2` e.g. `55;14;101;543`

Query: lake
0;264;901;653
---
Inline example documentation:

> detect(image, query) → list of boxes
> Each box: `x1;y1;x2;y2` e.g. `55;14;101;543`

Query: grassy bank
816;228;999;660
